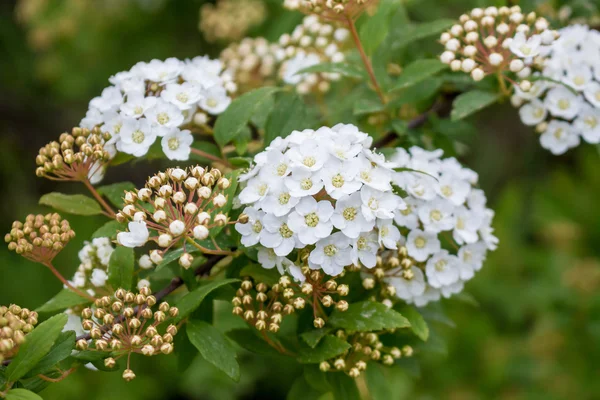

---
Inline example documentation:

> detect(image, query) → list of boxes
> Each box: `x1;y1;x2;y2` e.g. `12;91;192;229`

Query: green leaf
304;365;332;393
39;193;103;216
174;279;240;323
91;220;125;239
393;19;455;48
288;375;326;400
239;264;280;286
5;389;43;400
265;91;313;145
296;62;364;79
154;234;233;272
390;120;408;137
390;60;447;91
213;87;279;148
108;246;134;290
36;290;91;313
70;351;107;363
96;182;135;208
353;96;385;116
450;90;500;121
23;331;75;378
359;0;402;55
364;363;393;400
300;328;331;348
228;157;253;168
5;314;68;382
328;373;361;400
398;306;429;341
328;301;411;333
227;329;281;357
297;335;350;364
187;321;240;381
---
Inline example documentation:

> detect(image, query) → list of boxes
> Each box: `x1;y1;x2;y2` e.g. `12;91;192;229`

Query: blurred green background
1;0;600;399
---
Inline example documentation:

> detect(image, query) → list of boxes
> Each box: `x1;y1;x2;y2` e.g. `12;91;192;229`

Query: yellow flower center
279;223;293;238
207;98;218;107
157;112;170;125
558;99;570;110
585;116;598;129
414;236;426;249
132;130;145;144
430;210;442;222
357;237;368;251
278;192;290;205
435;259;447;271
332;174;345;188
343;207;357;221
400;205;412;216
276;163;288;176
303;156;316;167
305;212;319;227
554;128;564;139
252;221;262;233
300;178;313;191
134;106;144;115
573;76;585;86
168;137;179;150
441;185;453;197
176;92;189;103
258;184;268;196
324;244;337;256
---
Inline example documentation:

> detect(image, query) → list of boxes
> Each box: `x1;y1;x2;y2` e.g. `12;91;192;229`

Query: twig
83;179;116;218
345;13;387;104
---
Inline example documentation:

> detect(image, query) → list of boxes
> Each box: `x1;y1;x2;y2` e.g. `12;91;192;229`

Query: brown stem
44;262;96;302
345;13;386;104
37;367;77;383
83;179;116;218
191;148;232;167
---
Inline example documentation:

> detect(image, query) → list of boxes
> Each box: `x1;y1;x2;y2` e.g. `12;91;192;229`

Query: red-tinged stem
44;261;96;301
83;179;116;218
191;148;232;167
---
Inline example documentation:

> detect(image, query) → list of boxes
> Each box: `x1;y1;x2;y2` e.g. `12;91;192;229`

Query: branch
1;254;228;367
373;93;457;149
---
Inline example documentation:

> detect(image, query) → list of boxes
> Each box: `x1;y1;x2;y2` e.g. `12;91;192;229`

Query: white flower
393;197;420;230
406;229;441;262
409;286;441;307
260;214;298;256
318;159;362;199
120;92;157;118
425;250;460;288
160;128;193;161
90;269;108;287
583;81;600;109
351;232;379;269
510;32;542;58
458;242;487;273
161;82;203;110
387;267;426;301
479;210;499;251
257;150;291;181
80;108;104;129
257;248;281;269
574;106;600;143
435;174;471;206
377;219;401;250
199;86;231;114
418;199;455;233
287;197;333;245
440;281;464;298
544;86;582;120
308;232;353;276
323;136;363;161
117;221;149;247
360;186;401;221
235;207;265;246
518;99;548;126
257;185;299;217
286;140;329;172
331;192;374;238
284;169;324;197
400;173;438;201
355;155;392;191
117;118;156;157
539;120;580;155
282;52;321;85
90;86;123;113
137;279;151;290
452;207;483;245
238;177;272;204
563;65;593;91
145;99;185;128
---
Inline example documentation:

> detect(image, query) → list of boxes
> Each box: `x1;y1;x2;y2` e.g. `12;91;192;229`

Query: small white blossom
117;221;150;248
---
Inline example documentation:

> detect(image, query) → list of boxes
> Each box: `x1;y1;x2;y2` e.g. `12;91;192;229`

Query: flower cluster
199;0;266;43
283;0;373;20
220;37;285;93
365;147;498;307
513;24;600;155
220;16;349;95
5;213;75;264
439;6;557;86
67;238;114;299
80;57;235;162
235;123;404;277
233;269;349;330
116;166;235;268
278;16;349;94
75;288;178;381
0;305;38;363
319;330;412;378
35;127;114;185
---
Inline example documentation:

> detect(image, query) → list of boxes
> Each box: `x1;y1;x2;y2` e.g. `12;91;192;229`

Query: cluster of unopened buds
284;0;373;20
279;16;349;94
319;330;412;378
232;269;349;332
5;213;75;264
35;127;114;185
439;6;558;91
75;287;179;381
116;166;236;269
220;38;285;93
199;0;266;43
0;305;38;363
